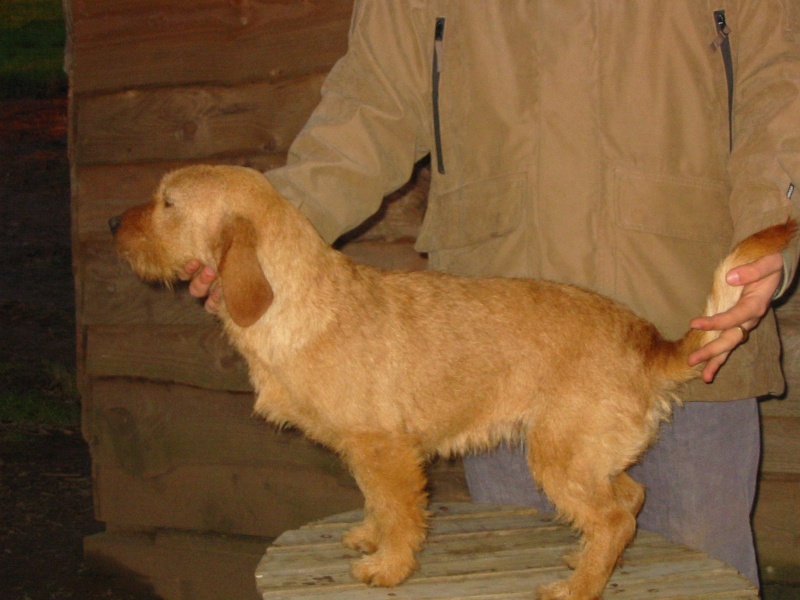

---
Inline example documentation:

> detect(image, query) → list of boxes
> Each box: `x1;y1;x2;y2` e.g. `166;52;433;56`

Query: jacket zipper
432;17;446;174
712;10;734;150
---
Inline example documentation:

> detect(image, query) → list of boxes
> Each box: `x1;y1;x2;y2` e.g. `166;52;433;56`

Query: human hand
688;252;784;382
182;259;223;313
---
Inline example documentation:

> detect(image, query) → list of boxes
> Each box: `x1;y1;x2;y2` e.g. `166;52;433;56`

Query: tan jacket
268;1;800;401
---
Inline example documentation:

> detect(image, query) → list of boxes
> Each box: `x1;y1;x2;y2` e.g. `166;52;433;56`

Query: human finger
724;252;783;287
179;259;202;281
205;282;223;314
188;265;218;298
688;324;753;382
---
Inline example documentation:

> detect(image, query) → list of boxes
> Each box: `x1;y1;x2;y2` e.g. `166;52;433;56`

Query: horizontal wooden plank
70;0;347;17
69;0;351;93
761;416;800;474
86;379;466;536
86;323;251;391
86;379;387;477
85;379;465;492
79;241;216;326
88;379;269;472
774;294;800;414
73;77;325;165
305;503;543;528
753;473;800;582
93;453;465;540
85;529;266;600
274;507;554;550
93;462;362;539
759;395;800;418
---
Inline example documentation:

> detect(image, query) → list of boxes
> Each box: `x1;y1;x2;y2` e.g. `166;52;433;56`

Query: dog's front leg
339;433;429;587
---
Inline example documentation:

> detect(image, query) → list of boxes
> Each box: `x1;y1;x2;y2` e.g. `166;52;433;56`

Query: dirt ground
0;98;160;600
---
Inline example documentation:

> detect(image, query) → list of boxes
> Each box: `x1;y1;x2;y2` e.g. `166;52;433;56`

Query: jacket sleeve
265;1;432;244
729;2;800;296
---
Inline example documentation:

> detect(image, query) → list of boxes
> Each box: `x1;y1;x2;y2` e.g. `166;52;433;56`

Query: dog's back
263;213;796;459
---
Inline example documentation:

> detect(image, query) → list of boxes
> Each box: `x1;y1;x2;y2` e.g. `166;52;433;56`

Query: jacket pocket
416;173;525;252
612;167;733;338
614;167;731;243
415;173;528;277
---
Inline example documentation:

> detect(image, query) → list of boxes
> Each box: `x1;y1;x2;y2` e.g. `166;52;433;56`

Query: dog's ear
217;217;273;327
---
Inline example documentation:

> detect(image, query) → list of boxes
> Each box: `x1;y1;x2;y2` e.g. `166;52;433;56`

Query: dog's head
110;165;274;327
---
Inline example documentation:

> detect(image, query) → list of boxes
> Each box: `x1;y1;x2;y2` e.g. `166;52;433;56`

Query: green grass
0;0;67;98
0;362;80;429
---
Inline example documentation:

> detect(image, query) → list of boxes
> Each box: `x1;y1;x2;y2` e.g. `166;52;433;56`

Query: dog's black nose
108;215;123;235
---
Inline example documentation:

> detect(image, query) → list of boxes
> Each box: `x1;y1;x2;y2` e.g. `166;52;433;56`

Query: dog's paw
536;579;573;600
342;522;379;554
351;551;417;588
537;578;602;600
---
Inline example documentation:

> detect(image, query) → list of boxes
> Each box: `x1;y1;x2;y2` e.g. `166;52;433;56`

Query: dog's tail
649;219;797;390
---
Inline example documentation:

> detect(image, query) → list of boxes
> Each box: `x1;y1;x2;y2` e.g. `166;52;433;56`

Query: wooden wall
66;1;798;597
759;296;800;582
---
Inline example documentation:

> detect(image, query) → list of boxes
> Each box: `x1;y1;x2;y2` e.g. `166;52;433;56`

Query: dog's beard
119;246;185;288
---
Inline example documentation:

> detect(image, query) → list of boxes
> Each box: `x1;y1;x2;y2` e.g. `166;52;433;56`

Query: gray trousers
462;399;761;586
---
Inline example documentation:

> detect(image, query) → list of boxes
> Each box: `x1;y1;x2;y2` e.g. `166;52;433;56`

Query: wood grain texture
69;0;351;93
761;416;800;474
93;463;361;538
86;380;467;537
256;503;758;599
85;529;266;600
86;324;250;390
753;474;800;581
771;291;800;417
73;77;325;165
88;380;361;537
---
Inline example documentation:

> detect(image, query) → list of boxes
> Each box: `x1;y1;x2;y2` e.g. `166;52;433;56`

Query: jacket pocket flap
615;167;731;243
416;173;525;252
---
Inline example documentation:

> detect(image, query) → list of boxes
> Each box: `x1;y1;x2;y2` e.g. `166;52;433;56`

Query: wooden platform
255;503;758;599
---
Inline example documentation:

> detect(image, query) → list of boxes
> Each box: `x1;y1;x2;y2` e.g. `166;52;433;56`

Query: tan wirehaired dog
110;164;794;600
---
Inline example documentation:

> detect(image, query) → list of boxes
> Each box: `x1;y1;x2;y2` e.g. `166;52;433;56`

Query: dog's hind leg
529;437;640;599
559;472;643;571
613;471;645;523
338;433;428;587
